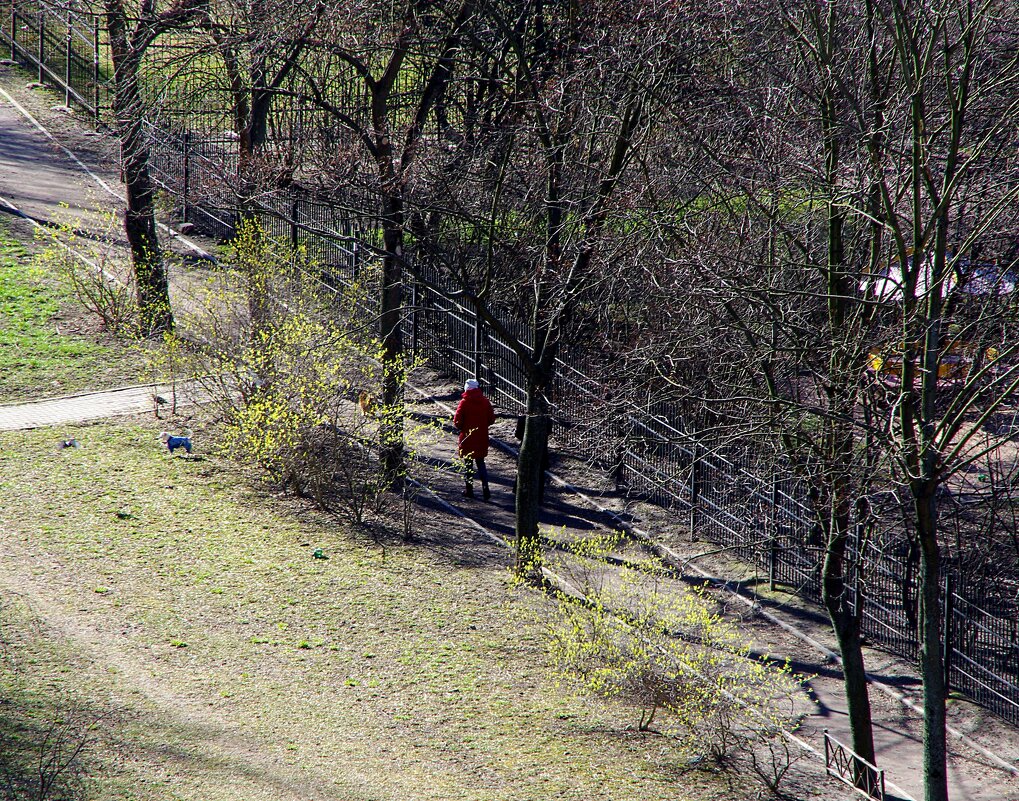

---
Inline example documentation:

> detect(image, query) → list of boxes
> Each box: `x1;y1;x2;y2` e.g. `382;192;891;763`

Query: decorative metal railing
824;730;886;800
2;0;105;116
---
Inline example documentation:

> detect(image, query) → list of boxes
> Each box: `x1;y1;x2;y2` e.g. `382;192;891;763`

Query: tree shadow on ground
0;662;100;801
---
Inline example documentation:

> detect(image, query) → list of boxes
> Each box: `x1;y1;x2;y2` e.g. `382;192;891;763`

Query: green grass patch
0;221;147;401
0;420;729;801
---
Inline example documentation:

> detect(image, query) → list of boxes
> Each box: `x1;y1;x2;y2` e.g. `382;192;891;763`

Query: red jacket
453;388;495;459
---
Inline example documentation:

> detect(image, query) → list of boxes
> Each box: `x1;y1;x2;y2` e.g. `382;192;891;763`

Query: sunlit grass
0;421;718;801
0;221;146;401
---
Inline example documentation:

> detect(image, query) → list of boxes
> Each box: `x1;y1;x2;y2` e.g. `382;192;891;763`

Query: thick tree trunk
105;4;172;336
514;125;564;575
839;623;876;769
230;80;269;336
249;90;271;154
515;381;549;576
821;511;877;770
514;324;558;576
123;141;172;335
915;483;949;801
379;192;406;482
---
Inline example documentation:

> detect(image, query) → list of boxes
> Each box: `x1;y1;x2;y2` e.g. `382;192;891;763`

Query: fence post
769;474;779;590
943;573;954;693
409;277;419;358
91;16;99;119
36;8;43;83
180;131;191;221
10;0;16;61
290;193;300;251
851;523;863;620
766;536;775;591
472;307;482;381
63;11;71;106
689;440;701;542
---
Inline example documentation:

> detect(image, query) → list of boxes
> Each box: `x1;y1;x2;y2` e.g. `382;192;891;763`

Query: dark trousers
463;457;489;491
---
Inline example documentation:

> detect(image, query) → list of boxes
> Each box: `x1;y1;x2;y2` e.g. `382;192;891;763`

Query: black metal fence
5;0;1019;731
825;729;886;800
2;0;105;116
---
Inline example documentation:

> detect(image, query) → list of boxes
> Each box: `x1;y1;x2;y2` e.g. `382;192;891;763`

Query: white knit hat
464;379;480;391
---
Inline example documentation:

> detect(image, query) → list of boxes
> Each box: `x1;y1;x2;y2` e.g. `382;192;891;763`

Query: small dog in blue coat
160;428;193;455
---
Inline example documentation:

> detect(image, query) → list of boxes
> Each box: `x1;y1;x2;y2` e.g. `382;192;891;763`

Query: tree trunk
515;380;549;577
839;621;876;771
379;191;405;482
122;135;172;335
915;482;949;801
105;4;173;335
818;44;877;770
821;510;877;770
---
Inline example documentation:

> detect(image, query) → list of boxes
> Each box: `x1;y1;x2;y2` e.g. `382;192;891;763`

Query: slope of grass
0;420;732;801
0;222;147;402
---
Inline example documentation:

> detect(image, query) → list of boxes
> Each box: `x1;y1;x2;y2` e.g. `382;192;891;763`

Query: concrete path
0;383;193;430
0;80;122;230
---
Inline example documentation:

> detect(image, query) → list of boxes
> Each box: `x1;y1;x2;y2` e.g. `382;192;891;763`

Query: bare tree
194;0;324;204
644;3;1019;799
290;0;474;481
100;0;205;334
861;4;1019;798
406;0;698;575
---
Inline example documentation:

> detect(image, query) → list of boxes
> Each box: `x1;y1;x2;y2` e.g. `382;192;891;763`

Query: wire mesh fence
5;0;1019;730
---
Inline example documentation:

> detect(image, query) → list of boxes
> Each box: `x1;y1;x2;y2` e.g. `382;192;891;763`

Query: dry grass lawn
0;420;742;801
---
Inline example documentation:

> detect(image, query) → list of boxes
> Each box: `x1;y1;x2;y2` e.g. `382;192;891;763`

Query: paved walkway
0;81;123;234
0;383;194;430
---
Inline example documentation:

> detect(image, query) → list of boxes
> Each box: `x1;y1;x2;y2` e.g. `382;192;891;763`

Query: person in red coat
453;379;495;500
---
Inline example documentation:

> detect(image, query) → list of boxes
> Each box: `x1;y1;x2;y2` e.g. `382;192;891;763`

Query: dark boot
463;483;474;498
482;483;491;501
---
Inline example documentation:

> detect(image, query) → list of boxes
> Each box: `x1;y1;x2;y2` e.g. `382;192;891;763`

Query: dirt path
3;61;1019;801
0;564;342;801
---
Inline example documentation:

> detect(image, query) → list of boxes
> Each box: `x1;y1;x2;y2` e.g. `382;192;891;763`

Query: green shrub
544;535;802;761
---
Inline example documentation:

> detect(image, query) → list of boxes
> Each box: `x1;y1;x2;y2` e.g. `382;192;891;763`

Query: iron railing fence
947;585;1019;718
2;0;105;116
142;123;239;239
7;0;1019;730
824;729;886;800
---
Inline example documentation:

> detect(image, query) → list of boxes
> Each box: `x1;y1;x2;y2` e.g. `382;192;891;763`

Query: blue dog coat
166;435;192;454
